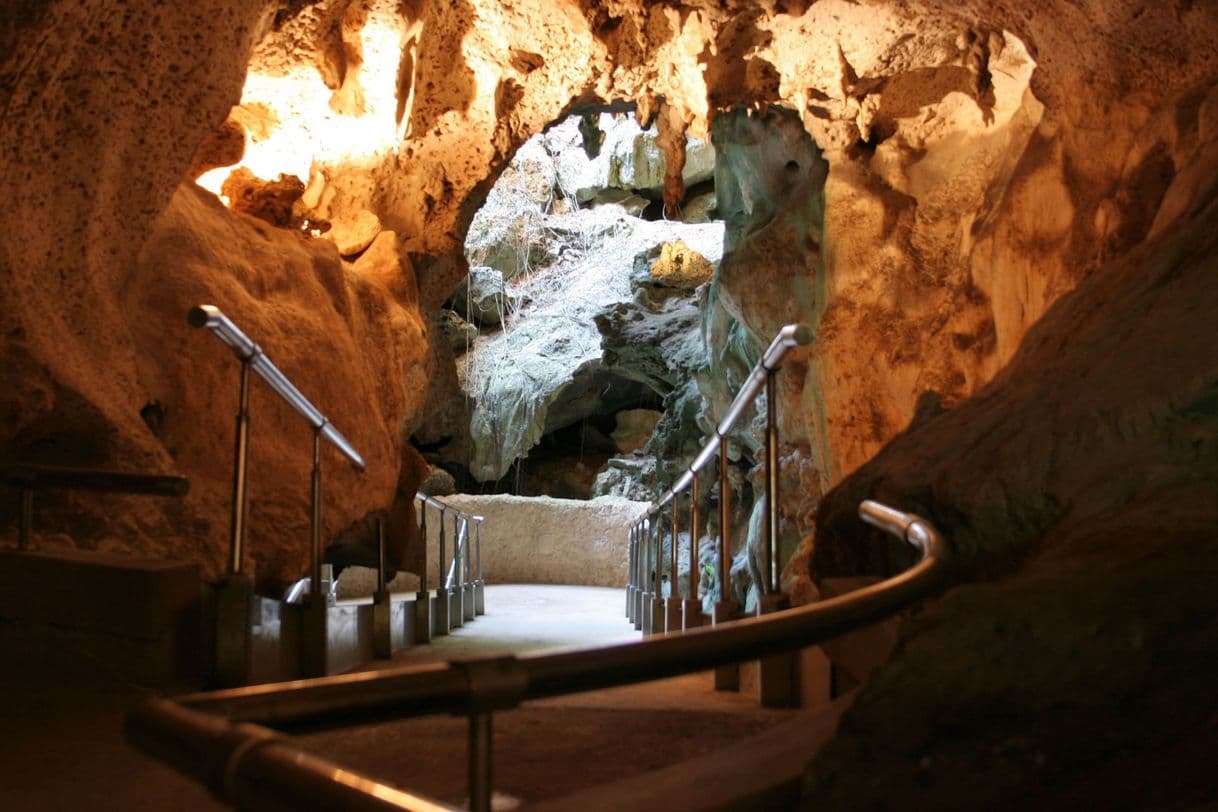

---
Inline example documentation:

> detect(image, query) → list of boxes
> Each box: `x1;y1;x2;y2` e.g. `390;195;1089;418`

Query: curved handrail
189;305;365;470
125;500;952;812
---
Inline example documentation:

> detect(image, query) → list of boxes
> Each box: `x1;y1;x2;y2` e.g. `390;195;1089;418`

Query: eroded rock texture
803;104;1218;807
3;0;1218;803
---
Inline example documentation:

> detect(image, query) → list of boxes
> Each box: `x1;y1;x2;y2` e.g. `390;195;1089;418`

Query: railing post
450;513;465;629
302;425;328;678
435;508;450;636
214;358;254;688
462;517;476;622
764;370;781;595
648;512;664;635
665;499;682;633
468;711;493;812
684;474;702;629
413;498;431;644
474;516;486;616
373;516;392;659
229;359;252;575
713;439;739;691
626;524;636;621
638;523;647;633
757;371;797;706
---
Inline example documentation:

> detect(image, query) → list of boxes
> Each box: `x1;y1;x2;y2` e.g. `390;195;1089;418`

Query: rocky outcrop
456;123;724;484
800;109;1218;808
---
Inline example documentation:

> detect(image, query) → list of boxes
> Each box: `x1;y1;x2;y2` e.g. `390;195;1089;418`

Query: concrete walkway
5;584;812;811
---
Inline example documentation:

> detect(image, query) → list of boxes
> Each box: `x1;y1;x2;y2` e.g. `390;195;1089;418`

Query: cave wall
3;11;1218;796
0;0;431;585
800;98;1218;806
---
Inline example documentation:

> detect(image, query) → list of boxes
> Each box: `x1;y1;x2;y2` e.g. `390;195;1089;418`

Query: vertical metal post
413;498;431;644
462;515;476;622
229;360;251;574
435;508;449;636
638;523;647;633
670;500;679;593
713;438;739;690
684;475;702;629
665;498;682;633
450;512;464;629
718;439;731;604
649;512;664;635
469;712;493;812
18;488;32;550
310;426;323;601
302;424;328;678
376;516;386;594
419;499;428;593
654;513;663;597
626;524;635;618
215;361;254;686
765;370;780;595
474;517;486;616
373;516;392;659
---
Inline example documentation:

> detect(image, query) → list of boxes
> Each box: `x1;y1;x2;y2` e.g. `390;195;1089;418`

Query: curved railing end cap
792;323;814;345
186;305;214;328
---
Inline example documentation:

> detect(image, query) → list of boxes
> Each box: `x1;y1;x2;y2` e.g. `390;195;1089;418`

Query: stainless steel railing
628;322;812;638
190;305;366;684
1;464;189;551
411;494;485;638
126;499;952;812
188;305;365;578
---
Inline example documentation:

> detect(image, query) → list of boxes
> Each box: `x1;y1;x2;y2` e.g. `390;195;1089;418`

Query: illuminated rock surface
2;0;1218;804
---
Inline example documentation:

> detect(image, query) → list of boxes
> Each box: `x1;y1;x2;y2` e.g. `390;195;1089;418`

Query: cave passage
425;110;724;500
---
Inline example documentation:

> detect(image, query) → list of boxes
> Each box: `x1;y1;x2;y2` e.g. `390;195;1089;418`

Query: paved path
4;584;799;811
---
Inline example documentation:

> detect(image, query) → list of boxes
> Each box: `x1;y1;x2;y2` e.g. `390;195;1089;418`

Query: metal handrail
188;305;365;469
2;463;189;551
655;323;811;509
629;323;812;638
126;500;951;812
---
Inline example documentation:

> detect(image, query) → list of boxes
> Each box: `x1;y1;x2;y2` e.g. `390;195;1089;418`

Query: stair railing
1;464;189;550
126;499;952;812
628;322;812;642
189;305;365;684
414;494;485;639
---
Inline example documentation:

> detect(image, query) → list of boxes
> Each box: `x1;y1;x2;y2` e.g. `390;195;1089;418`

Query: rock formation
3;0;1218;803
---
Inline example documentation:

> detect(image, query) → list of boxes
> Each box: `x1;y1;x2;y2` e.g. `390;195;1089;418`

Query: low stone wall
425;495;650;588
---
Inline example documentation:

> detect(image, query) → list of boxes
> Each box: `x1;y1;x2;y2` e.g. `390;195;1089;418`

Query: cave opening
428;109;725;500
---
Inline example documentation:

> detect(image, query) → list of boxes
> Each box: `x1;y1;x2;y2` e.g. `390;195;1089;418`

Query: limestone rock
435;308;478;355
460;207;723;482
327;209;382;257
418;465;456;496
609;409;662;453
591;454;656;501
547;113;715;204
650;240;715;289
451;265;513;327
800;147;1218;810
186;116;245;181
679;190;718;224
220;168;306;229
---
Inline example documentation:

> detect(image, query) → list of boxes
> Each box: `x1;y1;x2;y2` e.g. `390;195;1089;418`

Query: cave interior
2;0;1218;808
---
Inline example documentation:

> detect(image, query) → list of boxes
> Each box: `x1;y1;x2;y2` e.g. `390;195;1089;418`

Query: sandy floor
6;584;797;811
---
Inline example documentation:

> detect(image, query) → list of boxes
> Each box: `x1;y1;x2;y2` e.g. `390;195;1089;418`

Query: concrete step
0;548;202;688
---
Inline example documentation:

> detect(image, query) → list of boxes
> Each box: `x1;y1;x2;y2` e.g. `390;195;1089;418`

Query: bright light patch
197;12;406;198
